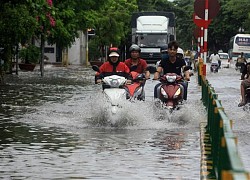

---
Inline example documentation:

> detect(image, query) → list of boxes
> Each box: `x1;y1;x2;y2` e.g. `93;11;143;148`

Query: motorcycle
210;63;219;73
235;62;246;73
124;71;146;101
155;73;185;112
92;65;127;116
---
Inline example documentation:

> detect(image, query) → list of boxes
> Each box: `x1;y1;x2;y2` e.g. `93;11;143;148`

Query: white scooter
92;66;127;117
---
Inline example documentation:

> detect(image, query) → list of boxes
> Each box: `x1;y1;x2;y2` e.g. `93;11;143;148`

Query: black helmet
160;44;168;53
129;44;141;53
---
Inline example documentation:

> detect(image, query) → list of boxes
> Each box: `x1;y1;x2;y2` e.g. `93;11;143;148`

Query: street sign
193;13;211;28
194;0;220;19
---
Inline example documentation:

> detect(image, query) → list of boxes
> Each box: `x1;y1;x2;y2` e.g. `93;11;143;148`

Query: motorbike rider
184;50;194;67
236;52;247;80
95;47;132;85
124;44;150;79
153;41;190;100
209;50;220;71
156;44;169;74
238;63;250;107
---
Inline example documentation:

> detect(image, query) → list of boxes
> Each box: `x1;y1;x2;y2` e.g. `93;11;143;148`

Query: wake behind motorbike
155;73;185;112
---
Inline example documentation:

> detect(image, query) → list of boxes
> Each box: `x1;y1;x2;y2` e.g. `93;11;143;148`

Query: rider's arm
182;58;190;81
153;66;162;80
95;64;106;83
124;63;133;80
145;70;150;79
183;67;190;81
142;61;150;79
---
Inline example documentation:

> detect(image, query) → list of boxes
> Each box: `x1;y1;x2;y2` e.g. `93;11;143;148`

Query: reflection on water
0;65;205;179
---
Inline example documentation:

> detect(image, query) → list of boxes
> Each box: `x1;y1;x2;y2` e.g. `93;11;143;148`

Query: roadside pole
203;0;209;63
86;29;89;67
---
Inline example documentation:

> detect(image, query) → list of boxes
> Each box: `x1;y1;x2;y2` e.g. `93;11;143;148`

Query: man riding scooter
153;41;190;101
124;44;150;79
209;50;220;72
124;44;150;100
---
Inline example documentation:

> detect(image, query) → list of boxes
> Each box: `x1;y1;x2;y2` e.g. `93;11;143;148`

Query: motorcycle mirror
146;66;156;74
92;65;100;72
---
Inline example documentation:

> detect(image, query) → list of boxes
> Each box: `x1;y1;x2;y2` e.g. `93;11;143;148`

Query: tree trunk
40;34;45;77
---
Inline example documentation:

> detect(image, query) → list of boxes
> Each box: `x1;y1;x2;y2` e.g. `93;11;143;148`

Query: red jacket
124;58;148;73
95;61;131;80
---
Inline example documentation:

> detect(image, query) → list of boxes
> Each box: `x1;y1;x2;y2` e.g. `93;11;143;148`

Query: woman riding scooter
95;47;131;85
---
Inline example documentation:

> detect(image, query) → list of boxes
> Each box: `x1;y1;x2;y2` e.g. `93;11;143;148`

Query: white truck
131;12;176;64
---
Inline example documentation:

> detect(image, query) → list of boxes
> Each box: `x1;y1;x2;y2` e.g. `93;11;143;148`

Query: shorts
241;79;250;89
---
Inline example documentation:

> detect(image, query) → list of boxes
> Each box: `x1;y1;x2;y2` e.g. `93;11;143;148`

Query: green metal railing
198;59;250;180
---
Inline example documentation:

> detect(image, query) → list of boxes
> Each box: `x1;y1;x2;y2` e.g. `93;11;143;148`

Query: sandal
238;102;246;107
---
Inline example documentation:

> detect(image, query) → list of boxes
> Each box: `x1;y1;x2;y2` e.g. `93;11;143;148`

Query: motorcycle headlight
160;87;168;98
166;75;177;83
173;88;181;99
110;79;119;87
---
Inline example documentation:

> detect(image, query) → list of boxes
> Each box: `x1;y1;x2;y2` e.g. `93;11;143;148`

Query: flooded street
0;65;205;179
205;64;250;172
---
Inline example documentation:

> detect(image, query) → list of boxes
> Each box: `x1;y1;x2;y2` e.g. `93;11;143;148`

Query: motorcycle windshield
103;88;127;105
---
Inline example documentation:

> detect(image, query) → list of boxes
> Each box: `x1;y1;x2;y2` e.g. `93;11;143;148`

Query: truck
131;12;176;64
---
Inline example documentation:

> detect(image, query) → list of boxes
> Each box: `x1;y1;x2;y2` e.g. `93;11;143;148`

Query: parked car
218;52;230;68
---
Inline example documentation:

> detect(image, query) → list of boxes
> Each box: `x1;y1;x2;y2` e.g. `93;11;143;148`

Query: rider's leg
180;81;188;100
238;79;250;106
154;83;161;99
238;82;246;107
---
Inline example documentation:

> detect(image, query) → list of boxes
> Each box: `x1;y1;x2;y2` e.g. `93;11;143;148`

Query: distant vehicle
131;12;176;64
218;52;230;68
228;34;250;62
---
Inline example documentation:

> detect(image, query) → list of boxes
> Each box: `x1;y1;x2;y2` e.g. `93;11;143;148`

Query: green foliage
19;45;40;64
0;3;37;46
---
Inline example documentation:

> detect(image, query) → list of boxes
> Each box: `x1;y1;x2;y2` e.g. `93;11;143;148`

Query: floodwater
205;62;250;172
0;65;206;179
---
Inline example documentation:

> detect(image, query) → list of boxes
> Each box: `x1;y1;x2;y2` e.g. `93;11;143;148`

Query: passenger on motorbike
153;41;190;100
238;63;250;107
124;44;150;80
95;47;132;85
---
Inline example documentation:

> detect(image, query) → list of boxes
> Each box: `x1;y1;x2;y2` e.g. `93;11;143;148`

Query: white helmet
177;47;184;56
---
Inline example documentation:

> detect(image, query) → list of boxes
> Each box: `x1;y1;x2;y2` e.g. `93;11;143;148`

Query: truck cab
131;12;176;64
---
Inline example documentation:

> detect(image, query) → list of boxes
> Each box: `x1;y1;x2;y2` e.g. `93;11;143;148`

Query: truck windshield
137;34;168;47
